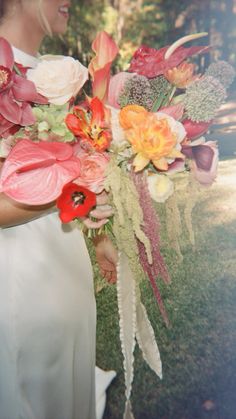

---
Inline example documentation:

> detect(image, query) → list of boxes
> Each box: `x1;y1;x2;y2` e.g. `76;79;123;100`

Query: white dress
0;48;115;419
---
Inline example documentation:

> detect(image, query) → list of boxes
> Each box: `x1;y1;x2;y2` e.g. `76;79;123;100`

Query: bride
0;1;117;418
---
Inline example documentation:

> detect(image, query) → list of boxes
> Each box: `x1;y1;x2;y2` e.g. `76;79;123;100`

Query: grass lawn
95;158;236;419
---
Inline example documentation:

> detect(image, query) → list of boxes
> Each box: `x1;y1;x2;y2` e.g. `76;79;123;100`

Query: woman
0;1;117;418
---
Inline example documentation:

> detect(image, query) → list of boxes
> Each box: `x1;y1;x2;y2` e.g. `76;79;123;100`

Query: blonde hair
37;0;52;37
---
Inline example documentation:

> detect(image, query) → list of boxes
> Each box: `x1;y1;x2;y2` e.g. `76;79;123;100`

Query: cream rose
147;173;174;203
27;55;88;105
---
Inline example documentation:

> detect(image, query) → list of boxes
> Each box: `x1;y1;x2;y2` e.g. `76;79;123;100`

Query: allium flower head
183;76;226;122
205;60;235;89
149;76;172;96
118;74;154;111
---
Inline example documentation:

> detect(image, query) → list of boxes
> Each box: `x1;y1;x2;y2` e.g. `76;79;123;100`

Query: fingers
101;269;117;284
96;191;110;206
90;207;114;220
82;217;109;229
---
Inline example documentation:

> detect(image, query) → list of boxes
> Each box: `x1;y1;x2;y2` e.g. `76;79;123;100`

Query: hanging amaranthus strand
131;171;170;326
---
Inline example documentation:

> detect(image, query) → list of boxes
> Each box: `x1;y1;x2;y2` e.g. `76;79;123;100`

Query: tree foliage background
42;0;236;82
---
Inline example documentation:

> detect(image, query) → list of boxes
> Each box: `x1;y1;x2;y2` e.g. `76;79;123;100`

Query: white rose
27;55;88;105
147;173;174;203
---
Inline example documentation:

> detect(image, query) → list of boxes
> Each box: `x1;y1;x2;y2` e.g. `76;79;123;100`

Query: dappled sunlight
199;159;236;226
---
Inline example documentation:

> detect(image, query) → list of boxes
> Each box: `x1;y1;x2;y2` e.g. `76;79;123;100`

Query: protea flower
128;33;209;78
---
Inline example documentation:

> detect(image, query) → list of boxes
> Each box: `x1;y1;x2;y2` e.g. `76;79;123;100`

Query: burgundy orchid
182;139;218;186
0;37;48;128
128;33;209;78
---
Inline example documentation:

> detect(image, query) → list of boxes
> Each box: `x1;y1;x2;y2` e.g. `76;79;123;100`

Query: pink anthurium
0;139;82;205
88;31;119;103
0;37;48;126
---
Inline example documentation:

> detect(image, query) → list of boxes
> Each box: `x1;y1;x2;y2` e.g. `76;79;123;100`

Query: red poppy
56;182;96;223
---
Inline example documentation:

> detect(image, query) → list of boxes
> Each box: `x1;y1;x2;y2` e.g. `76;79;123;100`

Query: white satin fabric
0;212;96;419
0;47;115;419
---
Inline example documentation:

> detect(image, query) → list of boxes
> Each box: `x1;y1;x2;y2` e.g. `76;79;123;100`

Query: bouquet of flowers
0;32;235;418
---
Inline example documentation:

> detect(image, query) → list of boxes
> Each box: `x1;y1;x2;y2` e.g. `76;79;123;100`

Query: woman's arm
0;193;54;228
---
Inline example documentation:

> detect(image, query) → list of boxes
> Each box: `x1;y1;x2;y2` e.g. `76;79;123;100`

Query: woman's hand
82;190;113;229
93;235;118;284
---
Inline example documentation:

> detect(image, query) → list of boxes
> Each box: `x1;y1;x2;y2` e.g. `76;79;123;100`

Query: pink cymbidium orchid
0;37;48;127
88;31;119;103
0;139;82;205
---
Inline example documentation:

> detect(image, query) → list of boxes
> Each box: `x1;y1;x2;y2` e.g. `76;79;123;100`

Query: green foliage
41;0;236;76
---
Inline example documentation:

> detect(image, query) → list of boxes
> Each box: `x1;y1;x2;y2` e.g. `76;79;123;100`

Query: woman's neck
0;19;44;56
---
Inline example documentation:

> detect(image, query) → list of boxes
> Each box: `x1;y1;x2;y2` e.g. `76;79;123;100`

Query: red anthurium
65;97;112;152
56;182;96;223
128;44;209;78
0;37;48;126
88;31;119;102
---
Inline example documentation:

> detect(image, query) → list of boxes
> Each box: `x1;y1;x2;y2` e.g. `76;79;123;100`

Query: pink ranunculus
73;144;110;193
88;31;119;103
107;71;135;108
182;119;212;140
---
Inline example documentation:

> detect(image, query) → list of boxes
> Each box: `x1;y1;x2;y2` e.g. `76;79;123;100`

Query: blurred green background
42;0;236;74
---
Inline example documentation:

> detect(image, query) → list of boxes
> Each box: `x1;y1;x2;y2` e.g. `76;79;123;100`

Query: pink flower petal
0;91;22;124
20;102;36;126
182;119;212;139
0;37;14;69
160;103;184;120
107;72;135;108
12;74;48;104
0;140;81;204
88;31;119;102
